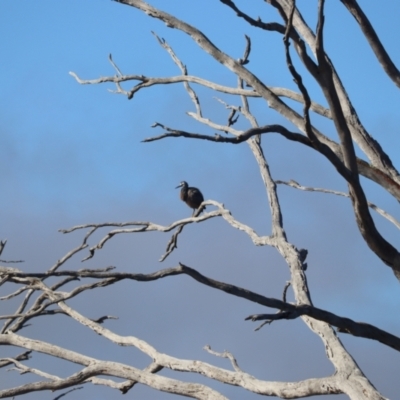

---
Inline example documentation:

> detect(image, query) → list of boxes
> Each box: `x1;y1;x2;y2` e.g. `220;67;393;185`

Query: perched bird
176;181;205;215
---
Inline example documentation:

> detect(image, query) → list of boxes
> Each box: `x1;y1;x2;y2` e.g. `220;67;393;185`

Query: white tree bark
1;1;399;399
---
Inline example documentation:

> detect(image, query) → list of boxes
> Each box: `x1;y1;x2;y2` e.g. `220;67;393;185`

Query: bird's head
175;181;188;189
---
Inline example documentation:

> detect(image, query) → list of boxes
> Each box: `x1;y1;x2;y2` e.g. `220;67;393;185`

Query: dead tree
1;1;399;399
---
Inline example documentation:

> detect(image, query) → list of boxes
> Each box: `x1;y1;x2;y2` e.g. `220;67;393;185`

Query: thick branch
4;265;400;352
340;0;400;88
0;358;226;400
271;0;400;185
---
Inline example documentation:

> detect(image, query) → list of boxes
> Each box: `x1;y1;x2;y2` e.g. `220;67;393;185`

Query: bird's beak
175;184;182;189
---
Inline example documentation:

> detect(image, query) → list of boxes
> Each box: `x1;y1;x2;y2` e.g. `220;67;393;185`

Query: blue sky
1;1;400;399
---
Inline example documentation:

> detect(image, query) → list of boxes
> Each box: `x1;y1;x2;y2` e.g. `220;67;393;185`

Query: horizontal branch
0;309;67;321
142;118;400;204
142;123;310;145
0;361;225;400
58;201;274;262
69;71;331;118
4;264;400;352
0;334;227;400
0;328;343;398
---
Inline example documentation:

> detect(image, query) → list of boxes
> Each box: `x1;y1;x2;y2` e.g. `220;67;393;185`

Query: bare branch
282;0;400;279
5;357;62;381
53;387;84;400
0;351;31;369
0;333;228;400
58;201;274;262
1;330;345;398
4;262;400;352
49;242;89;273
340;0;400;88
143;122;400;206
11;2;397;398
152;32;202;116
159;224;183;262
0;309;67;321
91;315;118;324
238;34;251;65
277;179;400;230
0;240;6;257
0;241;24;264
108;53;123;76
203;345;242;373
143;122;309;145
282;280;291;303
272;0;400;186
1;288;35;334
220;0;287;34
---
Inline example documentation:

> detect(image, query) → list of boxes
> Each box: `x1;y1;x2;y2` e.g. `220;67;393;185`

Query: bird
176;181;205;215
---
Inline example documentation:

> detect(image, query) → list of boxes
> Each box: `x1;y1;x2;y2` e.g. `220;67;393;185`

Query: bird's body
176;181;205;215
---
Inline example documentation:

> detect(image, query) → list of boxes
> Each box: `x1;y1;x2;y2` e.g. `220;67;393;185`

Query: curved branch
142;122;310;145
0;331;344;398
3;265;344;400
0;351;31;369
0;357;225;400
59;201;274;262
220;0;287;34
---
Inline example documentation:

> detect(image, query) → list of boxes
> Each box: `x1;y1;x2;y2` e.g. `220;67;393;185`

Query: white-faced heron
176;181;205;215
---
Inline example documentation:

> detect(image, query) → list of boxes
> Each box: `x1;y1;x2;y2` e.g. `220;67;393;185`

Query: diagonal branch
278;0;400;280
0;351;31;369
340;0;400;88
271;0;400;185
151;32;202;116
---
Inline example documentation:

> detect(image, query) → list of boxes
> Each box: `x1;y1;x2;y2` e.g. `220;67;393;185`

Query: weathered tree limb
340;0;400;88
4;2;395;398
58;201;274;262
69;70;331;118
279;0;400;279
1;330;349;398
5;264;400;351
271;0;400;184
223;0;400;197
0;343;226;400
0;351;31;369
0;274;371;398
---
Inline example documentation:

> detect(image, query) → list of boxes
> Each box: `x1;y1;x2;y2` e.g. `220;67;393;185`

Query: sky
1;1;400;399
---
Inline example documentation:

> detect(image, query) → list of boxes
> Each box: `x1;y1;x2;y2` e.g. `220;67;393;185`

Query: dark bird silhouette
176;181;205;215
